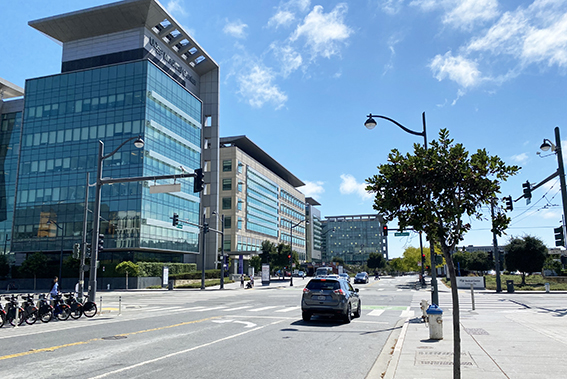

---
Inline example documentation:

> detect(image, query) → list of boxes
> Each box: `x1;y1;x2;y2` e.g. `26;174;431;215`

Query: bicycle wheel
69;305;83;319
83;302;97;318
25;308;38;325
55;305;71;321
9;308;25;326
40;307;53;323
0;311;5;328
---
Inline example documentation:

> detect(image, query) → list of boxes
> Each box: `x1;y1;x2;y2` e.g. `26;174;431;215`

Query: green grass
444;275;567;291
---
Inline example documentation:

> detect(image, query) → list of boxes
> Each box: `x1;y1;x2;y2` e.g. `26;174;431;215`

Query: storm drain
415;351;476;367
465;328;489;335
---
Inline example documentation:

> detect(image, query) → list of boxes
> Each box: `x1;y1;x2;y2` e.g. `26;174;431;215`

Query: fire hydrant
426;304;443;340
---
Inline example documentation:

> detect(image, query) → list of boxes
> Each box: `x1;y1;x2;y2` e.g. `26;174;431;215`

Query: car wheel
343;303;352;324
354;300;361;318
302;311;311;322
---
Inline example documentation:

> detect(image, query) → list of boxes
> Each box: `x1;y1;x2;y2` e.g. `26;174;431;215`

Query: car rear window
306;280;340;291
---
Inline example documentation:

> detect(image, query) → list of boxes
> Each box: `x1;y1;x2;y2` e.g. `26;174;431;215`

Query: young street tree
366;129;519;379
505;235;548;285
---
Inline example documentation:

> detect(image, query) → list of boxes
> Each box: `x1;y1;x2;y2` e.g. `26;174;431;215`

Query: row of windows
280;189;305;211
281;204;304;220
280;233;306;247
247;168;278;195
246;219;278;238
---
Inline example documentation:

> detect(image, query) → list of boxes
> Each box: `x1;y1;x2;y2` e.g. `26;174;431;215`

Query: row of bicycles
1;292;97;327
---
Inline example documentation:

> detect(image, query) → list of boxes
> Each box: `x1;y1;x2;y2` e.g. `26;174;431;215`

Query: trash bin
426;304;443;340
168;280;174;290
506;280;514;293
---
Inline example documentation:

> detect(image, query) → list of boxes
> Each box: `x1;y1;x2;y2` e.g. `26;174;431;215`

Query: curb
366;317;409;379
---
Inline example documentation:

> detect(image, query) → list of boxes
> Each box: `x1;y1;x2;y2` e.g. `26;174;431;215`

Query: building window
224;216;231;229
237;161;243;174
222;160;232;172
222;178;232;191
237;181;243;192
222;197;232;210
237;199;243;211
237;217;243;230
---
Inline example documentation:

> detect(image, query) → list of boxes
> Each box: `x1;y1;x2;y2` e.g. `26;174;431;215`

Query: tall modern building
305;197;323;262
218;136;306;273
1;0;220;269
1;78;25;260
321;214;387;265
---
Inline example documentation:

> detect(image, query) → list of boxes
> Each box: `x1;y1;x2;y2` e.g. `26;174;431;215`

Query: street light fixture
47;219;64;285
364;111;439;306
540;128;567;247
289;219;308;287
89;136;144;302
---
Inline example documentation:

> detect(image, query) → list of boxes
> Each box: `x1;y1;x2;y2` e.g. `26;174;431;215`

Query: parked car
301;277;361;323
339;273;350;282
354;272;369;284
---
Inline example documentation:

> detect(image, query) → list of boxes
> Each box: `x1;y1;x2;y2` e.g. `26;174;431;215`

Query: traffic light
172;213;179;226
504;196;513;211
72;243;81;259
522;181;532;200
203;223;209;233
554;226;565;247
383;225;388;236
98;234;104;252
193;168;204;193
85;243;91;258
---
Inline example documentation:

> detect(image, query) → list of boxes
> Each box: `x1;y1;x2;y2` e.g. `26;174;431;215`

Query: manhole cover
102;335;127;340
415;351;476;367
465;328;489;335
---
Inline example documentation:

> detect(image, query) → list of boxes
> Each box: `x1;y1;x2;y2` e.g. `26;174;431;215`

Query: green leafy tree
331;256;344;265
116;261;140;277
468;251;491;273
260;240;276;265
505;235;548;285
366;129;519;378
20;252;49;281
387;258;404;274
367;252;386;271
250;255;262;273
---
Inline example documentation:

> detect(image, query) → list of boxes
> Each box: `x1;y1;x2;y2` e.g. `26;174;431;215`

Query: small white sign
456;276;485;289
150;183;181;194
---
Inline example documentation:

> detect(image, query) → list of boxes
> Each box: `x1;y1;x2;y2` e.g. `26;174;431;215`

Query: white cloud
268;10;296;28
511;152;529;163
429;51;483;88
339;174;373;201
299;181;325;198
166;0;187;16
379;0;405;15
522;12;567;67
290;4;353;60
223;20;248;39
411;0;500;30
236;64;288;109
270;43;303;77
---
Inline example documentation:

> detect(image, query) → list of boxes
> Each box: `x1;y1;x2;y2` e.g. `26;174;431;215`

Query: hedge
169;269;223;280
137;262;197;277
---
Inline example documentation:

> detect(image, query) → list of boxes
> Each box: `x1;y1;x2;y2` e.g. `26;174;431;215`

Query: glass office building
3;0;220;268
322;214;387;265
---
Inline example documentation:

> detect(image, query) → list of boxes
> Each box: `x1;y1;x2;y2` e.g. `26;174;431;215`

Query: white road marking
222;306;252;312
368;309;385;317
248;306;279;312
275;307;300;313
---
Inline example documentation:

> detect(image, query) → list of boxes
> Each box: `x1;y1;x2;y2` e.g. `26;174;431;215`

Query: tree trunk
444;251;461;379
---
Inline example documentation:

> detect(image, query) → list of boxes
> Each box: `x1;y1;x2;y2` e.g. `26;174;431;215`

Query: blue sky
2;0;567;258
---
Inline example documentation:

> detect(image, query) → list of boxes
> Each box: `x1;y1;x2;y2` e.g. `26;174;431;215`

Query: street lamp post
289;219;307;287
211;211;225;290
541;127;567;243
89;136;144;303
364;112;439;306
47;220;64;285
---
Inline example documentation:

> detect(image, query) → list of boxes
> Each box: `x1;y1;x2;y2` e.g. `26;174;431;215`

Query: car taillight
303;288;310;294
333;289;345;295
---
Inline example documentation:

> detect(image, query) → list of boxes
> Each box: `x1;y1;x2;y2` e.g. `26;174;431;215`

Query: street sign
394;232;410;236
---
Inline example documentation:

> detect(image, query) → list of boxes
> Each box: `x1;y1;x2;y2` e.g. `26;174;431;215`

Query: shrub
137;262;197;277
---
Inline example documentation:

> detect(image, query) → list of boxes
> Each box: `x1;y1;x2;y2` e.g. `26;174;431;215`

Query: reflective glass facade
13;60;201;261
246;167;278;237
0;111;22;255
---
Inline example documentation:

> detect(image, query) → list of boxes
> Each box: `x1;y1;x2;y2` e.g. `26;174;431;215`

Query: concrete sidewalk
371;281;567;379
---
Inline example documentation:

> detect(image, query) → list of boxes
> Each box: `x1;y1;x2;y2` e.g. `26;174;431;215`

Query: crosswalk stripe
248;306;279;312
192;306;227;312
223;306;252;312
275;307;300;313
368;309;384;317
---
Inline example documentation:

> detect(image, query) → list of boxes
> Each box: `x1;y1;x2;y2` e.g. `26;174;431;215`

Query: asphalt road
0;275;422;379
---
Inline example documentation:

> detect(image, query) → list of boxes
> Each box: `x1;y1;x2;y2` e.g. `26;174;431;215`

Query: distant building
218;136;306;273
305;197;323;262
322;214;387;265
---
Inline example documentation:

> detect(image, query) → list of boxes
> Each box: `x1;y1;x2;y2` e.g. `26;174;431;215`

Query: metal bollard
545;283;550;293
470;284;475;311
426;304;443;340
118;296;122;316
100;296;103;316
